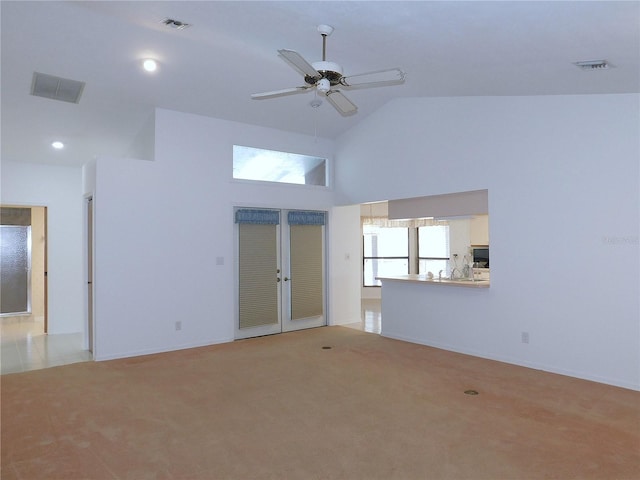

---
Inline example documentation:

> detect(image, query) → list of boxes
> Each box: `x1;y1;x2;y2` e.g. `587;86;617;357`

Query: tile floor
0;319;92;375
344;299;381;334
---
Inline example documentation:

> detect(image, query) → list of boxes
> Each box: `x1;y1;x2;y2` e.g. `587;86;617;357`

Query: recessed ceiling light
51;141;64;149
143;59;158;72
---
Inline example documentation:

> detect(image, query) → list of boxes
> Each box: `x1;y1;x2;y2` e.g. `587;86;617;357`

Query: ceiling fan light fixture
317;78;331;93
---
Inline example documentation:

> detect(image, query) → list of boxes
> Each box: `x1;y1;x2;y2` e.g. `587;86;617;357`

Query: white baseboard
381;330;640;392
94;336;235;362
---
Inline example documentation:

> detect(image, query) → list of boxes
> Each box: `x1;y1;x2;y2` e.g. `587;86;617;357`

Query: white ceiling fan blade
325;90;357;116
278;49;320;78
251;86;312;100
341;68;406;88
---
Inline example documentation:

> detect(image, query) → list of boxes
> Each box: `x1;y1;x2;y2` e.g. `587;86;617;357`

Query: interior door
235;208;326;339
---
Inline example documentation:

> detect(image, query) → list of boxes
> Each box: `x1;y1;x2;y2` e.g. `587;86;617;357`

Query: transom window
233;145;327;186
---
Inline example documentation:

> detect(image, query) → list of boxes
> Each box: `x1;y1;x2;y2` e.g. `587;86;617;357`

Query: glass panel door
236;222;282;339
0;226;31;315
281;220;325;332
235;208;326;339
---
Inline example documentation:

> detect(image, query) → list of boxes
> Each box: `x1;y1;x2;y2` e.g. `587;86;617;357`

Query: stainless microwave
472;247;489;268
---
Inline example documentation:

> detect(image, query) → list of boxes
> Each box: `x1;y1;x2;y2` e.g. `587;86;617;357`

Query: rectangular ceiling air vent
30;72;85;104
161;18;191;29
573;60;610;71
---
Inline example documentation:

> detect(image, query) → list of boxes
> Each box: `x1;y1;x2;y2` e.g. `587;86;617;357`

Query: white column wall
1;161;84;334
334;94;640;390
329;204;362;325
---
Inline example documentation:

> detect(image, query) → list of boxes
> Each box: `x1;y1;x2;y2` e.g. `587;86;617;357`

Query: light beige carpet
2;326;639;479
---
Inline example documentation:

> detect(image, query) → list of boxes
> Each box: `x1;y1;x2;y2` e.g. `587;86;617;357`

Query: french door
235;208;326;339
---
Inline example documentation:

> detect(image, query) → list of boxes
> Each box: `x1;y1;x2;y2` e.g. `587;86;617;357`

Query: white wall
334;94;640;390
91;109;340;360
329;204;362;324
1;161;84;334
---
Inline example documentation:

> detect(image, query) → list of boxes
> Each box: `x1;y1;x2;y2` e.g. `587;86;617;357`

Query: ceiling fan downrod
322;33;327;61
311;25;341;89
317;25;334;63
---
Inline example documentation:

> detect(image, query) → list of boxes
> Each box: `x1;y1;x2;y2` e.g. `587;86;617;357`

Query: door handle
284;277;290;282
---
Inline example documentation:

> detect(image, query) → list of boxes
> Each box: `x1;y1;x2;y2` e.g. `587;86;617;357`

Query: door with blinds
235;208;326;339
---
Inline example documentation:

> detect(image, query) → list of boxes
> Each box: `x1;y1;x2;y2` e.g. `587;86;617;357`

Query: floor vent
464;390;479;395
30;72;85;104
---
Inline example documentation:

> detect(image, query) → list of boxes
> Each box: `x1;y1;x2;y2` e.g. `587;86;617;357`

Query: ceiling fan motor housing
306;61;343;86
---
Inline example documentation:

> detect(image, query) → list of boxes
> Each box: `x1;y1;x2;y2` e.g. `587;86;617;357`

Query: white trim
93;337;234;362
381;331;640;392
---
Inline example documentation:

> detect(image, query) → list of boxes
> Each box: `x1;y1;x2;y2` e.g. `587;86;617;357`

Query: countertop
376;274;490;288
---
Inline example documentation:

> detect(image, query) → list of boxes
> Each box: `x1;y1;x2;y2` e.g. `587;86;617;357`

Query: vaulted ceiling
2;1;638;167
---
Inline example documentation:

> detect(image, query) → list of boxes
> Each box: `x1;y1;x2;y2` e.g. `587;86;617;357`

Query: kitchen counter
376;274;490;288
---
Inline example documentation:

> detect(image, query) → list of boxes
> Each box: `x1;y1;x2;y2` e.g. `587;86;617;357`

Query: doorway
235;208;326;339
86;196;94;353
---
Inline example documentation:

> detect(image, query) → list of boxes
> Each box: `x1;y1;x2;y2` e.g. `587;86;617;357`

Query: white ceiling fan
251;25;406;116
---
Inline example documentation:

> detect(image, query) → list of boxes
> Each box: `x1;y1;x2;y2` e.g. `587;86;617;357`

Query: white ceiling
1;1;638;167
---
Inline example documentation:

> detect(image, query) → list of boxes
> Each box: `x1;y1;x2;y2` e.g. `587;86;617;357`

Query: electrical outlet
521;332;529;344
175;321;182;331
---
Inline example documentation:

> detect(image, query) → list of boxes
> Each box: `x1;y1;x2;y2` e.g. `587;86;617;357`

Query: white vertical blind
238;223;279;329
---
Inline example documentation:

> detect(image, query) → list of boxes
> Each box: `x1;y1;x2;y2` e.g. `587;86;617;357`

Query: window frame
232;145;330;188
417;225;450;275
362;224;410;288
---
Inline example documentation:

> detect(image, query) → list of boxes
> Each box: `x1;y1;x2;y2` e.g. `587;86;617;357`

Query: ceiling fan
251;25;406;116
